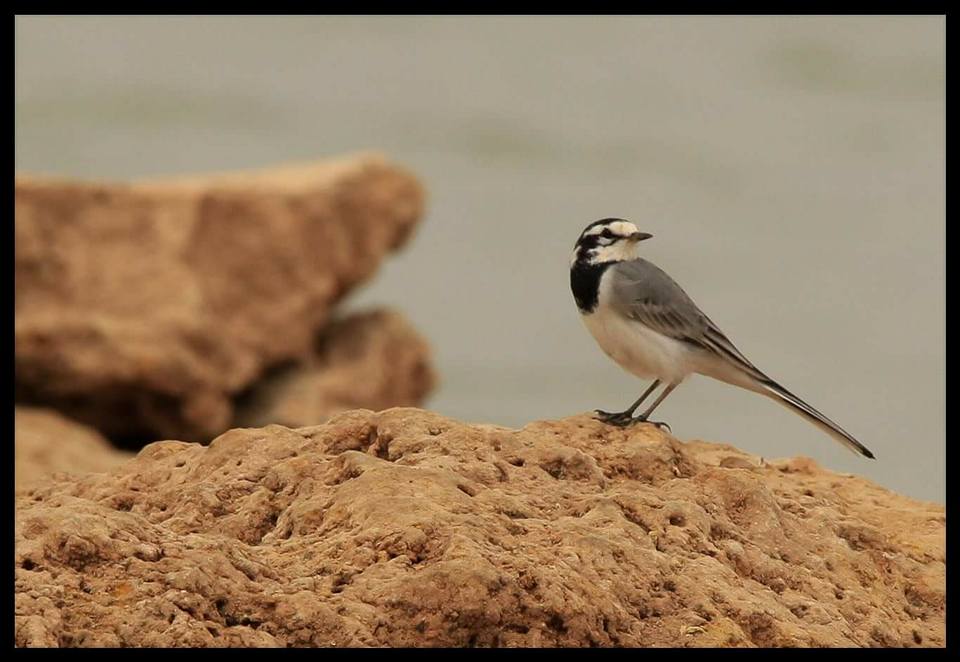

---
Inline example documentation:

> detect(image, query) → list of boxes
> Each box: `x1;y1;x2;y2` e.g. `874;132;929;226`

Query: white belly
581;272;693;384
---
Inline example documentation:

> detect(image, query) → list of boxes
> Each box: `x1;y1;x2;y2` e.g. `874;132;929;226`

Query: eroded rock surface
234;309;435;430
15;410;945;648
15;407;133;493
15;154;425;442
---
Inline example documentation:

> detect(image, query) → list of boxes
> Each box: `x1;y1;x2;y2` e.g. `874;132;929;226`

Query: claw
640;419;672;432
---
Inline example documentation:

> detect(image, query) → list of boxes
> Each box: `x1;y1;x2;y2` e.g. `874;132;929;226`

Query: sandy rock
234;309;435;430
15;154;425;443
15;407;133;493
15;410;944;648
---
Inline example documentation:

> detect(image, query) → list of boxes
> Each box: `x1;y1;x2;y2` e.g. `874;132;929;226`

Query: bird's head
571;218;652;267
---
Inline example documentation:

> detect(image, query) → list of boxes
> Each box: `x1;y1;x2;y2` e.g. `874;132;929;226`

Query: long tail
757;377;875;459
697;324;875;459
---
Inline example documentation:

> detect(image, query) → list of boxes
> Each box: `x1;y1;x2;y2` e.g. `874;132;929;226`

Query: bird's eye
601;229;613;239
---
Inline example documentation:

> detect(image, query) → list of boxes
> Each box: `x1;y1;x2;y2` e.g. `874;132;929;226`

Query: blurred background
15;16;944;502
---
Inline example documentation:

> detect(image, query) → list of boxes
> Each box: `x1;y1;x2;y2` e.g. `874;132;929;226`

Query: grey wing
608;259;768;381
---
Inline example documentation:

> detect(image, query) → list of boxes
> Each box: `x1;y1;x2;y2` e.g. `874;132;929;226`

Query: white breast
581;269;694;384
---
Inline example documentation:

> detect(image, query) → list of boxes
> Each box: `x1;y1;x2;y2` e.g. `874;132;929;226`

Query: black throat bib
570;260;613;314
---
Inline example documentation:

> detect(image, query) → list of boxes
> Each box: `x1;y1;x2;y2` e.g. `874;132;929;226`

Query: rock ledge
15;154;425;442
15;409;945;647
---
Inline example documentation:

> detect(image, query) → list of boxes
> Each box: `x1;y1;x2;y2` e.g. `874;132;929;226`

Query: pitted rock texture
15;410;944;648
15;154;425;443
15;407;133;493
234;309;435;430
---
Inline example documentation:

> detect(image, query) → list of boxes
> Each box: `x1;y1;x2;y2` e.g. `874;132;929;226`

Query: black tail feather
759;377;875;460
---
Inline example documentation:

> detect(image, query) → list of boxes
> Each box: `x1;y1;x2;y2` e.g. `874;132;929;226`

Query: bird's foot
593;409;636;427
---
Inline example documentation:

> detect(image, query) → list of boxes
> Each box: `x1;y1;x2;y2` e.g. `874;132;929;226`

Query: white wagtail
570;218;874;459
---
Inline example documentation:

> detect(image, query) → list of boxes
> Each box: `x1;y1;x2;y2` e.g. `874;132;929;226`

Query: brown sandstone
234;309;435;430
15;154;425;442
15;407;133;493
14;409;945;647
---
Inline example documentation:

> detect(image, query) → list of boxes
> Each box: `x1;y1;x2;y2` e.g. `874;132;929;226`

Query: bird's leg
632;382;678;431
595;380;661;426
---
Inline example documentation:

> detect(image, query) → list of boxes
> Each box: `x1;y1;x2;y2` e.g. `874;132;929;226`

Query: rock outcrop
234;309;435;430
15;407;132;493
15;410;945;647
15;154;425;443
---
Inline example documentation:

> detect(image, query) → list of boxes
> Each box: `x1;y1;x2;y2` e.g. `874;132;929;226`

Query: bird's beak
628;231;653;242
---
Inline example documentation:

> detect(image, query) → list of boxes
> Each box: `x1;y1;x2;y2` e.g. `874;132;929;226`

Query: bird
569;217;874;459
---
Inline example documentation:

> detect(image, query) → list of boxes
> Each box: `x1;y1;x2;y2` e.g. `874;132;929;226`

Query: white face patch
577;220;644;265
589;240;642;263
